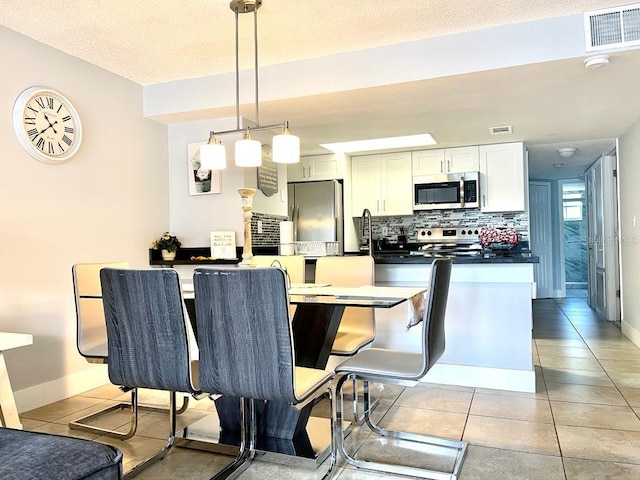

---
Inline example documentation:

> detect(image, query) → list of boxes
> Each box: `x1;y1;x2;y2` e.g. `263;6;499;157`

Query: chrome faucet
361;208;373;256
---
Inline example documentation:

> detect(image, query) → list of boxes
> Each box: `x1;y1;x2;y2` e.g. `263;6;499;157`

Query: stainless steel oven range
410;227;482;257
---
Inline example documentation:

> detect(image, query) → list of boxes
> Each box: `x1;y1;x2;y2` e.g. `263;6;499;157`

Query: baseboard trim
622;320;640;349
14;365;110;413
422;363;536;393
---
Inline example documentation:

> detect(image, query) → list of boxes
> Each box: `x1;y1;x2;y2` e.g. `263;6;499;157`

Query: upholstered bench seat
0;427;123;480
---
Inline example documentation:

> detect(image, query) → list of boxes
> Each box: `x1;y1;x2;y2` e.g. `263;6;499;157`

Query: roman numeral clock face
12;87;83;164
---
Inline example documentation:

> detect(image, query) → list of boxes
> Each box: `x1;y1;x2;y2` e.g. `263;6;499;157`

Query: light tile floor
18;296;640;479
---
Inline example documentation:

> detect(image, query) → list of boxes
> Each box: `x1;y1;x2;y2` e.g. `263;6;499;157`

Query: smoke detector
558;147;577;158
584;55;610;69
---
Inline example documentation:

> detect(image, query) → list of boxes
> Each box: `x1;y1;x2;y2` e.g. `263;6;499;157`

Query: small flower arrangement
479;227;518;248
151;232;182;253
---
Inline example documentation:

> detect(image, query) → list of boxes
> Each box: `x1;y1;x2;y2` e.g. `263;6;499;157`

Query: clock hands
41;113;58;135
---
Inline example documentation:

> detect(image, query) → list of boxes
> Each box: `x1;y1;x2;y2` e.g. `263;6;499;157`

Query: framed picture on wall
187;141;222;195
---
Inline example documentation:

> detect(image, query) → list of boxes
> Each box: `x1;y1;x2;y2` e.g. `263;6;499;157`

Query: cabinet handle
447;160;451;171
302;166;306;178
482;194;486;207
440;161;444;173
377;200;380;211
383;199;386;211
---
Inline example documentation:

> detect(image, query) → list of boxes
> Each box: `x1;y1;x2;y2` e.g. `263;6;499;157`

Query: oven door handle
459;177;465;207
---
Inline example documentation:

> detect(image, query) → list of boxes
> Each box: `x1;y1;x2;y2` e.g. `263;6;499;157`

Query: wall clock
12;86;83;164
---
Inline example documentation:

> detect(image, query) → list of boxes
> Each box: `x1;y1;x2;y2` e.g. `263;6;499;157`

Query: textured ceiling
0;0;635;179
0;0;629;85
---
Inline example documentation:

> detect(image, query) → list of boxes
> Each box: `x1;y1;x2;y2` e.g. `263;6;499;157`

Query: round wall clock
12;86;83;164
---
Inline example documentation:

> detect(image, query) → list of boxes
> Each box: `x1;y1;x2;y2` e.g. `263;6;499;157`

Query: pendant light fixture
199;0;300;169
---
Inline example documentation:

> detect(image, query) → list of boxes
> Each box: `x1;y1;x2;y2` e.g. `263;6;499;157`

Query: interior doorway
561;180;588;298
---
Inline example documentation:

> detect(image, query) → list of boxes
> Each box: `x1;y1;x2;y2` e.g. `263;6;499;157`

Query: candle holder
238;188;256;267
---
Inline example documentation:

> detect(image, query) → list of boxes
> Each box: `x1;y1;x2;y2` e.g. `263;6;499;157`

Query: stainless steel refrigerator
288;180;344;254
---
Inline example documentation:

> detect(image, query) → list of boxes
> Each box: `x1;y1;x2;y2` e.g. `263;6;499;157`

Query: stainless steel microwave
413;172;480;210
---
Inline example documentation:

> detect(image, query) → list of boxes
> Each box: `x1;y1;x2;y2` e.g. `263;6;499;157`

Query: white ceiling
1;0;637;179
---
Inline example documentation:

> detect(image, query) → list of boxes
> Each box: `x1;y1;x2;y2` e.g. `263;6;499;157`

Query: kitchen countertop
370;253;538;264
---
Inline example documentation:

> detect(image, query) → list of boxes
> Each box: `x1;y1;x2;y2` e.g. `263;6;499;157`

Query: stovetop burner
413;226;482;257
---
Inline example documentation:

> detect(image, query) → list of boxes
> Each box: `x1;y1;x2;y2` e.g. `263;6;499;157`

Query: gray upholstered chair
0;427;123;479
69;262;190;439
193;266;337;480
100;267;201;478
334;258;468;480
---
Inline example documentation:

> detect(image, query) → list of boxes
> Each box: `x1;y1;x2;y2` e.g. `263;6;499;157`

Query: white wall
618;117;640;344
0;27;168;411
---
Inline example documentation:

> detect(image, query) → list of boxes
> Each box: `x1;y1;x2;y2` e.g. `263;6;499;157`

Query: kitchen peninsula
151;247;538;393
371;254;537;393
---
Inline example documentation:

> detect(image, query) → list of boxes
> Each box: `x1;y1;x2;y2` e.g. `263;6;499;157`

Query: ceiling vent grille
585;4;640;51
489;125;512;135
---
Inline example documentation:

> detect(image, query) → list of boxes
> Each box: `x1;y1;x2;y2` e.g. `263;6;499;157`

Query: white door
529;182;554;298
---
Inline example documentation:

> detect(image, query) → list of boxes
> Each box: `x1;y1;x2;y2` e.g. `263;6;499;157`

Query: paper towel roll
279;221;294;244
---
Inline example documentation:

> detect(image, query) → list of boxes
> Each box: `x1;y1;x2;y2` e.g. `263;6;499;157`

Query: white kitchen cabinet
287;153;344;182
351;152;413;216
479;142;526;212
412;146;479;176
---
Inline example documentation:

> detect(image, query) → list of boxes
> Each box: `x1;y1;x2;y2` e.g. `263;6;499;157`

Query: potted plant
152;232;182;261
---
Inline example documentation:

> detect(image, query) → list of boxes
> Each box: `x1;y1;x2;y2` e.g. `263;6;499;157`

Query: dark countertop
370;253;539;264
149;247;538;266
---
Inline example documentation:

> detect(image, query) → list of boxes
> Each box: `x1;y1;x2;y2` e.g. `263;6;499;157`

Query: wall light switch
257;220;263;233
382;226;389;236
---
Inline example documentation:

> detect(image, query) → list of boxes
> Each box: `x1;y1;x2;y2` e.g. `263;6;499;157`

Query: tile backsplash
369;209;529;243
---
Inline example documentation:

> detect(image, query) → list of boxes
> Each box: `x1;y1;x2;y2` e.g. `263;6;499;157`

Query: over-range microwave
413;172;480;210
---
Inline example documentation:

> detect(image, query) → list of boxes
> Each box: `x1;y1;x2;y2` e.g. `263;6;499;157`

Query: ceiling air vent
489;125;512;135
585;4;640;51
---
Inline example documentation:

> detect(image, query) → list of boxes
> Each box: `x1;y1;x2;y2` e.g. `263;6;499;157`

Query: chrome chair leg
69;388;190;440
336;374;468;480
209;398;256;480
124;391;180;478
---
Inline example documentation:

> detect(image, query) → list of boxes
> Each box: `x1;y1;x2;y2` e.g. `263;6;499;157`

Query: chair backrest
251;255;305;283
100;268;197;393
72;262;129;361
419;258;452;377
193;267;297;402
315;256;375;344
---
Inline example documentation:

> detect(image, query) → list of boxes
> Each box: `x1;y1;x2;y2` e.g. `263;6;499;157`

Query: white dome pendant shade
272;122;300;164
200;133;227;170
235;131;262;167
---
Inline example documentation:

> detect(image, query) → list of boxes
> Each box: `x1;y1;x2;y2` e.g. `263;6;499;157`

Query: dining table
180;279;428;467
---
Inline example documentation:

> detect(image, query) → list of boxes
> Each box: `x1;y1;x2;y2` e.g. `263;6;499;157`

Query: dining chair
193;266;337;480
251;255;305;318
100;267;202;478
334;258;468;480
315;255;375;419
315;256;375;357
69;262;190;439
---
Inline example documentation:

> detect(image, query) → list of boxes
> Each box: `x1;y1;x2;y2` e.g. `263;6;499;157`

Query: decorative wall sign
210;231;237;259
187;141;222;195
257;144;278;197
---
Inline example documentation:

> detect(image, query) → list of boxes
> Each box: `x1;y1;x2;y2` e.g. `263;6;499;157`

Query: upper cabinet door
445;146;479;173
479;142;526;213
412;149;445;175
380;152;413;216
351;152;412;217
287;154;344;182
412;147;479;176
351;154;382;216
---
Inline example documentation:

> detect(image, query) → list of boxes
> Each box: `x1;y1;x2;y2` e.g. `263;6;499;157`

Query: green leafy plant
151;232;182;253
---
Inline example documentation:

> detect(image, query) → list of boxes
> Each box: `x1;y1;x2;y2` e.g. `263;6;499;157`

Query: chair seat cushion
334;347;424;381
294;367;334;402
0;428;123;480
331;331;375;356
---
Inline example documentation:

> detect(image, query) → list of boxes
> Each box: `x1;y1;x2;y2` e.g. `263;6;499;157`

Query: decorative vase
161;249;177;261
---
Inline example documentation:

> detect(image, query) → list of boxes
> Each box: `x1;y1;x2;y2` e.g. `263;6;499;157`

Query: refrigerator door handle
292;205;299;241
